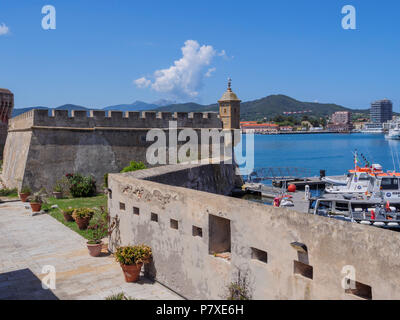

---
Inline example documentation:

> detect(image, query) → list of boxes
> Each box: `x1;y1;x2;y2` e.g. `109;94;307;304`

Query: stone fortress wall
0;89;14;157
108;163;400;300
2;109;224;192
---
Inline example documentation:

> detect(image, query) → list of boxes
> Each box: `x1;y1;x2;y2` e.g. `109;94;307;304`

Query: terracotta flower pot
53;192;63;199
63;212;74;222
87;242;103;257
75;217;90;230
30;203;42;212
19;193;30;202
120;263;143;283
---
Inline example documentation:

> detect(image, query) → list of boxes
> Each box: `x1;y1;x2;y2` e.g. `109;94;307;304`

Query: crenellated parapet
9;109;222;131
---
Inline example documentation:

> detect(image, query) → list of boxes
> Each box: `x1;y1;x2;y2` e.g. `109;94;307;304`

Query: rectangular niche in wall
170;219;179;230
251;247;268;264
151;213;158;222
119;202;126;211
345;281;372;300
192;226;203;238
209;215;231;255
133;207;140;215
294;260;313;280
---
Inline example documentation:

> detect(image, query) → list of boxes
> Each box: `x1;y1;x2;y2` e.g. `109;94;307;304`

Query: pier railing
245;167;312;182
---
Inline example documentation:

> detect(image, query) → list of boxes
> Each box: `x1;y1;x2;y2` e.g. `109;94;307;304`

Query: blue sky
0;0;399;110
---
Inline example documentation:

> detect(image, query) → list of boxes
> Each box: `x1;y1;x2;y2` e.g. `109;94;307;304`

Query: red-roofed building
279;126;294;132
240;122;279;134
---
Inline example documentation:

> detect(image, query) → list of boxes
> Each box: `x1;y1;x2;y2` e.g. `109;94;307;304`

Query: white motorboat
325;163;383;194
386;122;400;140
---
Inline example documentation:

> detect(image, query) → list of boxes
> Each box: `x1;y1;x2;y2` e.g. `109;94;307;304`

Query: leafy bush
66;173;96;198
72;208;95;220
62;208;74;217
87;209;108;244
0;188;18;197
29;189;47;204
115;245;152;266
105;292;135;300
120;161;147;173
20;186;32;194
53;183;63;193
226;271;252;300
55;177;71;196
103;173;109;189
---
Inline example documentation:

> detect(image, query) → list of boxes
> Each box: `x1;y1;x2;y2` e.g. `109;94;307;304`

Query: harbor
238;149;400;231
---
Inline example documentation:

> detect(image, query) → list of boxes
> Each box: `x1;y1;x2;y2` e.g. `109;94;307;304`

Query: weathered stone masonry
109;163;400;300
2;109;223;191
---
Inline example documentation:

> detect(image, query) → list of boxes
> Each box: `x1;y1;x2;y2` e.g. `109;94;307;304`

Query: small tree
226;270;252;300
120;161;147;173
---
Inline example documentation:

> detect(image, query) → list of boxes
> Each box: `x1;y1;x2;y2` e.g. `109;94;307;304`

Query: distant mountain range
12;95;369;120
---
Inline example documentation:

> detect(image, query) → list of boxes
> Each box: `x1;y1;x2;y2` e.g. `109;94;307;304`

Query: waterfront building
279;126;293;132
241;123;279;134
0;88;14;156
371;99;393;124
353;121;367;131
362;122;384;134
219;79;241;130
327;111;353;132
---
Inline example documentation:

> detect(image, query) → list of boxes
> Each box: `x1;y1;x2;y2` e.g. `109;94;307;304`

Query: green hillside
155;94;369;121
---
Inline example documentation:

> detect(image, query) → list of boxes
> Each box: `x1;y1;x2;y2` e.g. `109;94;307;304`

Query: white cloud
0;23;9;36
218;50;226;57
205;67;216;78
134;77;151;88
134;40;223;99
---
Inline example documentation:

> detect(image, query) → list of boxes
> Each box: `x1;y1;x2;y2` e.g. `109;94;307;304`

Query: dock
272;177;326;190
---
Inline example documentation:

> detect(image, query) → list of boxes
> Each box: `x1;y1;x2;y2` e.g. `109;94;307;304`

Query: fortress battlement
9;109;222;131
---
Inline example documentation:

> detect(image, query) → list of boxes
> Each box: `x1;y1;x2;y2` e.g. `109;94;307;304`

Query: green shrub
65;173;96;198
115;245;152;265
87;209;108;244
62;208;74;216
226;271;252;300
20;186;32;194
72;208;95;220
53;183;63;193
105;292;135;300
120;161;147;173
29;190;46;204
0;188;18;197
103;173;109;189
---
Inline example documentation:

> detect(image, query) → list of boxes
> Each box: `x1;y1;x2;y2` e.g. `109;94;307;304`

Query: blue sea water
236;133;400;177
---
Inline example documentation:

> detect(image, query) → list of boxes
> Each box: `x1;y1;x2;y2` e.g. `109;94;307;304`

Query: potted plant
19;186;31;202
72;208;94;230
115;245;152;283
87;215;108;257
62;207;75;222
53;183;63;199
29;191;44;212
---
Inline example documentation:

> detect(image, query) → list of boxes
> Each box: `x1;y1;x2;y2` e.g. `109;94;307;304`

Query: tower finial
228;77;232;91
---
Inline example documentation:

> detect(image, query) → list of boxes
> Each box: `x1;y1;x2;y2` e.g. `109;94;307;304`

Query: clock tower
218;78;241;130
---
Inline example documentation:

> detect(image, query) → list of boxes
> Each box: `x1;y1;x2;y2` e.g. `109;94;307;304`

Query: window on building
119;202;125;211
170;219;179;230
209;215;231;255
192;226;203;238
151;213;158;222
251;247;268;264
294;261;313;280
345;281;372;300
133;207;140;215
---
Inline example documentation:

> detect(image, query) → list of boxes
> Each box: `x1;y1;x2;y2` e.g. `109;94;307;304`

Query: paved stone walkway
0;200;182;300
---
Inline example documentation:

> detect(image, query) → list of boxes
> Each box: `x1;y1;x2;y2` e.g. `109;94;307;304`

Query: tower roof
218;78;241;102
0;88;12;94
